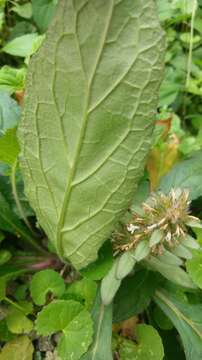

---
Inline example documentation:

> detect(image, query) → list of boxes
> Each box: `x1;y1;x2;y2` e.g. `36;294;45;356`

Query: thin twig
186;0;198;88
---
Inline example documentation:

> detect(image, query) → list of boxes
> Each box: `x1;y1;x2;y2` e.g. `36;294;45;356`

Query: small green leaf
101;261;121;306
6;306;33;334
0;335;34;360
0;250;12;265
171;244;192;259
186;219;202;229
157;249;183;266
36;300;93;360
180;32;200;44
0;66;26;94
63;278;97;310
159;151;202;201
30;269;65;305
187;252;202;289
0;320;15;342
119;324;164;360
0;91;20;133
173;0;198;15
32;0;58;32
3;33;39;57
15;284;28;301
11;3;32;19
57;309;93;360
133;241;150;262
0;128;20;166
149;229;163;248
183;235;200;249
116;251;136;280
154;289;202;360
36;300;85;335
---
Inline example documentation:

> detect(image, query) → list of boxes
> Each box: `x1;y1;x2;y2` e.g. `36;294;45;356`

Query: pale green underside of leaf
18;0;165;269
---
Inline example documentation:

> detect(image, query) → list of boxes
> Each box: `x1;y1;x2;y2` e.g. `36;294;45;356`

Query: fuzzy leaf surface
18;0;165;269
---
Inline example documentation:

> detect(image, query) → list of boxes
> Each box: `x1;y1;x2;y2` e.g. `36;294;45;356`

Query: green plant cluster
0;1;202;360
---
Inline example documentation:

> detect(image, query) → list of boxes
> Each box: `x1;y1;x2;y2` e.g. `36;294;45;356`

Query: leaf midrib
56;0;114;255
155;290;202;340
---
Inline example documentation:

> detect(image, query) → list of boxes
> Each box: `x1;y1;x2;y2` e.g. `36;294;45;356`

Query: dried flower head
113;188;200;256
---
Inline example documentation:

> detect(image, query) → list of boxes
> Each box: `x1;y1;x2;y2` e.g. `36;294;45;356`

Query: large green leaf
154;289;202;360
18;0;165;269
0;128;20;166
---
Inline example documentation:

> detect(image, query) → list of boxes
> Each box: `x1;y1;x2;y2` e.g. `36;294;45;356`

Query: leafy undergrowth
0;1;202;359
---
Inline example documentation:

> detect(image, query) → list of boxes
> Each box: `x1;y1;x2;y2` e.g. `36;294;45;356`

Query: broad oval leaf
18;0;165;269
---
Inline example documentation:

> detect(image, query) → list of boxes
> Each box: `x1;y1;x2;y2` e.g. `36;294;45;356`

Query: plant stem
186;0;197;88
10;159;47;255
11;158;33;233
4;297;25;313
18;228;48;255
